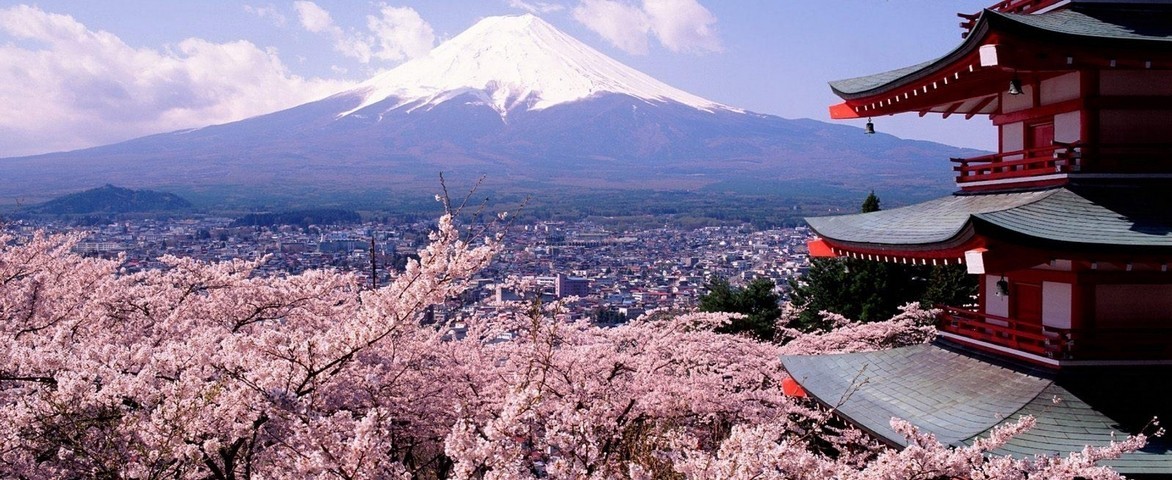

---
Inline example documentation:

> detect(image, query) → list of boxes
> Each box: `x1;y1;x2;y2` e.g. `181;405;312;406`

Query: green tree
861;190;880;213
921;263;977;307
699;276;781;341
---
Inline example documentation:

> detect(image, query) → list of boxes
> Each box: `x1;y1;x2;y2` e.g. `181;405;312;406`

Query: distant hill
25;185;192;214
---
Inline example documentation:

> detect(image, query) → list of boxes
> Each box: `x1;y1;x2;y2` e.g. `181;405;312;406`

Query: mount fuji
0;14;980;207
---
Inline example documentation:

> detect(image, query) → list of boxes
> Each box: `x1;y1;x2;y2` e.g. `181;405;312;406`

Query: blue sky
0;1;996;157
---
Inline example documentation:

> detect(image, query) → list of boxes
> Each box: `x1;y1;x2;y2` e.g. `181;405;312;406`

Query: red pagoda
783;0;1172;475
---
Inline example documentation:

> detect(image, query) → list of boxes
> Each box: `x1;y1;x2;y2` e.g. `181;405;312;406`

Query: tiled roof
804;190;1053;246
999;6;1172;44
829;61;937;98
830;5;1172;98
975;187;1172;247
781;344;1172;475
807;186;1172;250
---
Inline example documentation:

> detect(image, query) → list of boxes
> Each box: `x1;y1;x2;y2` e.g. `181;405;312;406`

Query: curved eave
810;226;981;263
828;11;997;119
809;187;1172;262
805;190;1056;257
829;16;990;102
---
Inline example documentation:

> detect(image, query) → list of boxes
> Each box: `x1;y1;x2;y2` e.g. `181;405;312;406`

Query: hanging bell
1008;77;1023;96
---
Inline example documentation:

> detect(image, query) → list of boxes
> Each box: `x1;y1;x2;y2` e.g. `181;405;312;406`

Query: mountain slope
342;14;732;117
0;14;982;207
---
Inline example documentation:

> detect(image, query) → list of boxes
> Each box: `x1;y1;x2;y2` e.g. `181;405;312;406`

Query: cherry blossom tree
0;215;1147;479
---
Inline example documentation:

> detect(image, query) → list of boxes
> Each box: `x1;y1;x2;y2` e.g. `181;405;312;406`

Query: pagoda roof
806;185;1172;254
829;4;1172;118
781;343;1172;475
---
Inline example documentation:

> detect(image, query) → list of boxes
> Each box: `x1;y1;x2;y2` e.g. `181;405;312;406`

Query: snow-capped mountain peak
340;13;736;117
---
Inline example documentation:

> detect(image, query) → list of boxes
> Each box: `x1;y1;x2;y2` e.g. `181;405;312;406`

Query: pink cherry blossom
0;217;1146;479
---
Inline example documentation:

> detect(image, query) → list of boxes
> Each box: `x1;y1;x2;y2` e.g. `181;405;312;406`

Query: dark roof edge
829;12;993;100
970;215;1172;253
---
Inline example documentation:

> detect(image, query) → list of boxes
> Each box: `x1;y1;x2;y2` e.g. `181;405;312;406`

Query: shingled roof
806;185;1172;252
781;343;1172;476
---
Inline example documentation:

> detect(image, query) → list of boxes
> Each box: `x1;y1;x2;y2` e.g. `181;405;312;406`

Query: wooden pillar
1080;69;1100;170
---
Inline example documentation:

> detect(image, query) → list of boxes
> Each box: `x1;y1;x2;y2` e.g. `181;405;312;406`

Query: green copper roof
830;5;1172;99
807;186;1172;251
974;187;1172;248
805;190;1053;246
829;61;938;98
781;344;1172;475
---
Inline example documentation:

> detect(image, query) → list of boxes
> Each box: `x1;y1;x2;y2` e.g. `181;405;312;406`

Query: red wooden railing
937;306;1172;361
937;306;1061;357
951;143;1080;184
952;142;1172;185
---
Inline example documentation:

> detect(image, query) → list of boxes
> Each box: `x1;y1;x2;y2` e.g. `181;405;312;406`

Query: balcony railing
937;306;1060;358
937;306;1172;361
951;143;1080;184
952;142;1172;186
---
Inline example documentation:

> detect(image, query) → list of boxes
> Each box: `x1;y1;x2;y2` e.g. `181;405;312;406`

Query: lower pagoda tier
806;182;1172;366
781;343;1172;477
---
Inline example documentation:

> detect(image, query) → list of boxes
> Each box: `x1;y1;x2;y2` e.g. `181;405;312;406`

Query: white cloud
508;0;566;14
0;4;353;157
293;0;335;34
643;0;720;53
293;1;434;65
572;0;720;55
243;4;287;27
367;5;435;62
572;0;650;55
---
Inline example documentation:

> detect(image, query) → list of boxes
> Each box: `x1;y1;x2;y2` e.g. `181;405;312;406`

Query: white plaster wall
1041;72;1080;105
1054;111;1081;144
1002;86;1035;113
1095;284;1172;326
1101;71;1172;96
1001;122;1025;152
1042;281;1072;329
985;274;1009;317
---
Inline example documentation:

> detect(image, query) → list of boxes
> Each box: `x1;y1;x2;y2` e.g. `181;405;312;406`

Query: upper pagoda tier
829;3;1172;121
830;1;1172;190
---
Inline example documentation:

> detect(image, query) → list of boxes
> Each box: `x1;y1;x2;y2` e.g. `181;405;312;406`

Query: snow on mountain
340;14;737;118
0;12;982;206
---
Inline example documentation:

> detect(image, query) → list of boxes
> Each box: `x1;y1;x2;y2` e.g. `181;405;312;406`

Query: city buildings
2;216;812;325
